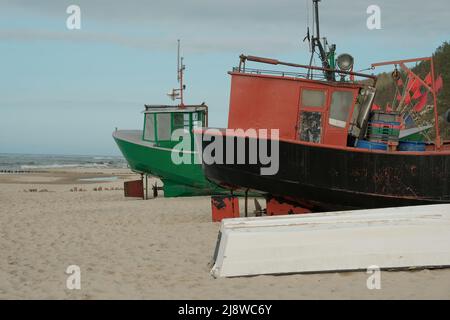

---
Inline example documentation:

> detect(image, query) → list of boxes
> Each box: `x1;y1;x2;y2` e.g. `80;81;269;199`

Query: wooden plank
211;204;450;278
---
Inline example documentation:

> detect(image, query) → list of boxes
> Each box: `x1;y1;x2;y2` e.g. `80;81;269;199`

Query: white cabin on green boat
142;104;208;150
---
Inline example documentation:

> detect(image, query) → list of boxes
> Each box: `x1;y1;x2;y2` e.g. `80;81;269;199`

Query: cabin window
301;89;326;108
144;114;155;141
174;112;200;128
299;111;322;143
183;113;191;127
156;113;171;141
172;113;185;130
193;112;203;128
329;91;354;128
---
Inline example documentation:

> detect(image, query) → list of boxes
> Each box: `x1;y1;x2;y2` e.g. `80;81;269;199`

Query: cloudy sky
1;0;449;155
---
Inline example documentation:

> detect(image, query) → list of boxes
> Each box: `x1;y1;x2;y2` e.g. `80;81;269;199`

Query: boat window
329;91;354;128
193;112;203;128
299;111;322;143
157;113;171;141
301;89;326;108
173;113;184;130
144;114;155;141
171;112;205;132
173;112;204;129
183;113;191;127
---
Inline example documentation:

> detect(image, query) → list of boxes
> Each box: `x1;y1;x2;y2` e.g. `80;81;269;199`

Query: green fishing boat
113;42;225;197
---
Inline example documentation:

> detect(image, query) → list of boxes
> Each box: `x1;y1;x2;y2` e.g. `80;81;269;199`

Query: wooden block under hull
211;204;450;278
211;196;240;222
124;179;144;198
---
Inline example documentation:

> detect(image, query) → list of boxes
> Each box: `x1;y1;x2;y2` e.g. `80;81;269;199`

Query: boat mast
313;0;321;43
310;0;335;81
167;40;186;107
177;39;186;108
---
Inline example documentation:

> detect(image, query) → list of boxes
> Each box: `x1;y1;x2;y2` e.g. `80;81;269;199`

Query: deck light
337;53;354;72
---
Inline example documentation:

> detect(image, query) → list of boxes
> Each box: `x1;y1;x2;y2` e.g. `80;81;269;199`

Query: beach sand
1;169;449;300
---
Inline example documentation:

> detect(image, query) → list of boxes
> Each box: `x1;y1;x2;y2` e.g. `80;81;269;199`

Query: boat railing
236;54;377;83
232;67;329;81
144;104;208;111
145;105;180;110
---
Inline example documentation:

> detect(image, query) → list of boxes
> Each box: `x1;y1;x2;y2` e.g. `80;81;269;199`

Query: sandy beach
1;168;449;300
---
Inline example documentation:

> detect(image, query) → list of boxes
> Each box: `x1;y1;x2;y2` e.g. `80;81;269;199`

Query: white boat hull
211;204;450;278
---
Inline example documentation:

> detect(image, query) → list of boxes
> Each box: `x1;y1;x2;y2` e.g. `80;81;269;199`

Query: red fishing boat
195;0;450;212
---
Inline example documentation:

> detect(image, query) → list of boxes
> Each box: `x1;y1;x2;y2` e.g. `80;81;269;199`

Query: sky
0;0;449;155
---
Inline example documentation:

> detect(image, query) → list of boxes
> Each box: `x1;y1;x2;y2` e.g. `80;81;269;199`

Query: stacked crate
367;111;401;150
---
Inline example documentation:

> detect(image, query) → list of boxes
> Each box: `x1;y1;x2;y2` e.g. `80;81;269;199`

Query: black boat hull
199;134;450;212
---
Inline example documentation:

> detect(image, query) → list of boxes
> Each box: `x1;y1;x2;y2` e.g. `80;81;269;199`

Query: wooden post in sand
145;174;149;200
140;174;145;200
244;189;249;218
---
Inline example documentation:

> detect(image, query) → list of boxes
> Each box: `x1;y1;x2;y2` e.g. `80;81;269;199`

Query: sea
0;153;128;171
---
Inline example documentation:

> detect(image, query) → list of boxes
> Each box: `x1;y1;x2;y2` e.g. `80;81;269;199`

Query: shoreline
0;168;135;185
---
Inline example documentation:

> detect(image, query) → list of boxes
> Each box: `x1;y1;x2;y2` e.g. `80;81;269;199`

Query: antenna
303;0;311;52
167;40;186;108
177;40;180;81
177;40;184;83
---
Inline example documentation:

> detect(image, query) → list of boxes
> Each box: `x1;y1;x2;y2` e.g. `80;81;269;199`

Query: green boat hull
113;130;226;197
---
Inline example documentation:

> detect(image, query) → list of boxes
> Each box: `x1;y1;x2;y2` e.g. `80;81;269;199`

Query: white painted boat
399;125;433;139
211;204;450;278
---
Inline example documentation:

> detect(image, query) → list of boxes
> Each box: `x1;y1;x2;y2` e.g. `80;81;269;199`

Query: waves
0;154;128;171
20;163;110;170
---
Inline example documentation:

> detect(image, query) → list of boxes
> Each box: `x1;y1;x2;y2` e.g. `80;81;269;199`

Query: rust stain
372;167;403;195
410;165;418;176
350;168;368;178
